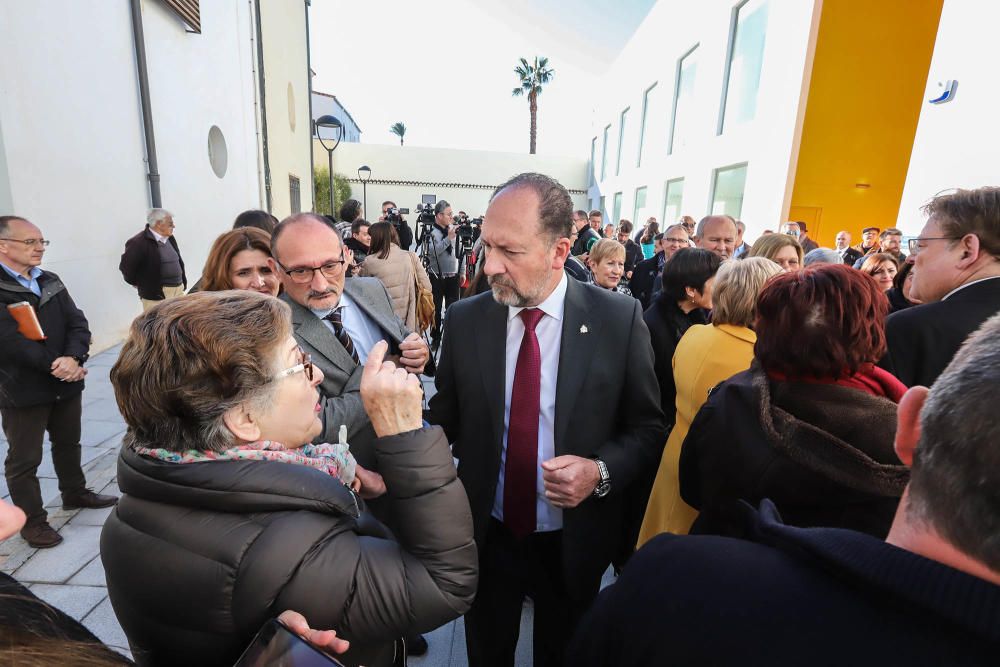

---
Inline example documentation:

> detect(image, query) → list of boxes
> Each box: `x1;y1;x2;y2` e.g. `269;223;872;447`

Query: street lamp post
358;165;372;218
314;115;343;216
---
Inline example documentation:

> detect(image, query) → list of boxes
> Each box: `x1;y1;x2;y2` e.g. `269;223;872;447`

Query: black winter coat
628;251;664;310
119;226;186;300
679;364;909;539
101;427;478;667
642;296;709;422
0;270;91;408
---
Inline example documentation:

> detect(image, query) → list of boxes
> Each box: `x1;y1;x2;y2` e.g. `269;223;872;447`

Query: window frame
667;44;700;156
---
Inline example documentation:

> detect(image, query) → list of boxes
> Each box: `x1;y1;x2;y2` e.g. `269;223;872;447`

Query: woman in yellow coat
637;257;783;546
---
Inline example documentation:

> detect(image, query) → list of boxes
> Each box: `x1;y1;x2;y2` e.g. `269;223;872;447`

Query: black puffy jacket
0;269;91;408
101;427;478;667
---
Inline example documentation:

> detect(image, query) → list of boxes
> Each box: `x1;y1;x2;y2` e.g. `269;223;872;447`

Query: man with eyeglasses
269;213;429;464
879;186;1000;387
119;208;187;312
0;216;117;549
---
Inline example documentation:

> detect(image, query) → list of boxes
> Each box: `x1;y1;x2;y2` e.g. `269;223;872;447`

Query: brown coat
359;245;432;332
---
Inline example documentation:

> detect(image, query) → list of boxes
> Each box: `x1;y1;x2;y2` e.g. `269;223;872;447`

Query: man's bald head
695;215;738;259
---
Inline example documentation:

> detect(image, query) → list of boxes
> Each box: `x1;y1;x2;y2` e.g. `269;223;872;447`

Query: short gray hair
147;208;173;226
803;248;842;266
907;312;1000;571
695;215;736;238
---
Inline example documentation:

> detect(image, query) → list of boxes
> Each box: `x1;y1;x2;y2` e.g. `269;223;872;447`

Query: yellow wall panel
790;0;943;248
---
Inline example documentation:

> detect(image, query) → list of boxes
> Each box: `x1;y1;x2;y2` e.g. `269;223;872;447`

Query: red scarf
768;363;907;402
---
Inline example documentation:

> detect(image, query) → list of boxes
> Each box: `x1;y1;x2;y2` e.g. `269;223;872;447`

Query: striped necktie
324;307;360;365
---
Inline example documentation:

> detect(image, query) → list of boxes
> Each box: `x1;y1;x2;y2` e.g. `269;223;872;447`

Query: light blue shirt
0;261;42;297
312;291;385;363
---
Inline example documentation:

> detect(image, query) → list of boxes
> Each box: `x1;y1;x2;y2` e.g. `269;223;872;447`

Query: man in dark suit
880;186;1000;387
428;173;664;666
270;213;429;465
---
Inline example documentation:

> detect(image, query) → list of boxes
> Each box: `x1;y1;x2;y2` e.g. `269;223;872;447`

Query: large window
616;108;629;176
601;125;611;181
589;137;597;186
719;0;769;133
662;178;685;224
633;186;647;223
613;192;623;225
668;46;699;155
637;83;657;168
710;163;748;218
600;195;607;224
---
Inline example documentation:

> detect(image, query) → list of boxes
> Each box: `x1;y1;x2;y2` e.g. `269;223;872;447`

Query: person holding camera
380;201;414;250
421;200;460;349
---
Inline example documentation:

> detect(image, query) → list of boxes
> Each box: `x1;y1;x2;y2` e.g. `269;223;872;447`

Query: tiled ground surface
0;344;543;665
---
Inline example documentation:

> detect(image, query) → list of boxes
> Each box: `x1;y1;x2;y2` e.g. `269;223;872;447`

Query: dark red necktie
504;308;544;540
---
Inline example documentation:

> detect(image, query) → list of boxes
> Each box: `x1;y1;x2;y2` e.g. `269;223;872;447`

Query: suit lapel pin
580;325;589;334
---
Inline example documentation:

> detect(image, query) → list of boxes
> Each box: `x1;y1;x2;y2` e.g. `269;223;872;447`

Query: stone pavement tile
82;596;131;650
69;504;115;527
28;583;106;621
410;619;457;667
69;554;107;587
83;398;128;424
87;346;122;367
13;524;102;583
81;420;126;448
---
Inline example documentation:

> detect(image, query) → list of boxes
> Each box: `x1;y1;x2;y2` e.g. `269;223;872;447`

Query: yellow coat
637;323;757;546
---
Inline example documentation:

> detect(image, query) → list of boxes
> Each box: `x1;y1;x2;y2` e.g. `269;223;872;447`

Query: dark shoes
406;633;429;656
21;522;63;549
62;489;118;510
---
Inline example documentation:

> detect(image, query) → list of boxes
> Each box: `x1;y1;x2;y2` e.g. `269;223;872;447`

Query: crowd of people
1;174;1000;666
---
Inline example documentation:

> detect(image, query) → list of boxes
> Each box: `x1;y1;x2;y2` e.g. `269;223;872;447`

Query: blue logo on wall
929;80;957;104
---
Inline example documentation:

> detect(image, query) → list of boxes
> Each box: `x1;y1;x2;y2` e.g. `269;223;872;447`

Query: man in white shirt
428;173;664;667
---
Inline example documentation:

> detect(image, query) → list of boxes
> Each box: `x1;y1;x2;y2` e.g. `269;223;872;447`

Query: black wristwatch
592;459;611;498
71;355;87;366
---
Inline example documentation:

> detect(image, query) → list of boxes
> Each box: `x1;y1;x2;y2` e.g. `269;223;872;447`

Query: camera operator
380;200;414;250
421;200;460;350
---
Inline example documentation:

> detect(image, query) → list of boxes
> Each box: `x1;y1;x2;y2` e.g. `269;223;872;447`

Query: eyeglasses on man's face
907;236;954;256
275;255;347;284
0;238;50;247
273;347;314;382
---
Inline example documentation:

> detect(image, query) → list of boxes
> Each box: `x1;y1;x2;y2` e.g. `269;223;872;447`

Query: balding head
695;215;738;259
270;213;346;310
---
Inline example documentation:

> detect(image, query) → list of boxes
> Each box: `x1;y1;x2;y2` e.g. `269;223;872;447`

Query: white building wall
896;0;1000;234
260;0;314;218
0;0;270;349
312;92;362;143
588;0;819;238
319;142;589;222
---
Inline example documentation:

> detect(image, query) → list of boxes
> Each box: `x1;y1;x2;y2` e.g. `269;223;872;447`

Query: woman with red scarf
677;264;909;539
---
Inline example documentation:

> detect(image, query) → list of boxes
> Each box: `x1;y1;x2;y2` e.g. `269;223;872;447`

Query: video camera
415;203;436;236
454;214;482;257
384;207;409;223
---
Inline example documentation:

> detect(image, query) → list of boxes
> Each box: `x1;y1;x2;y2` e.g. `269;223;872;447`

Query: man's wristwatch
71;355;86;366
592;459;611;498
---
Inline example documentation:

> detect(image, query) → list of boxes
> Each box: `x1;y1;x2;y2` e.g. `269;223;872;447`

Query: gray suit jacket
281;277;411;466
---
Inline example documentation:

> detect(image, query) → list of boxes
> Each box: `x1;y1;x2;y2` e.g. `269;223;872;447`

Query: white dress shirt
312;291;384;363
150;228;168;244
492;272;568;533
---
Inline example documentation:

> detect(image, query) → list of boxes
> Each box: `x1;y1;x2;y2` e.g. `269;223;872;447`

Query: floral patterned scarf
133;440;357;486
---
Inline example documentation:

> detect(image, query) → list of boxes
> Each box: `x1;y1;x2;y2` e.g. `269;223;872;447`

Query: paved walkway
0;343;538;665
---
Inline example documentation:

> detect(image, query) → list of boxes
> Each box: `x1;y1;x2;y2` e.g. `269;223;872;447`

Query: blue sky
309;0;656;157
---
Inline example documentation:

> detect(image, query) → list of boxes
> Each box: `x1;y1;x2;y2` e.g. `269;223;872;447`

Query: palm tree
390;122;406;146
512;56;554;154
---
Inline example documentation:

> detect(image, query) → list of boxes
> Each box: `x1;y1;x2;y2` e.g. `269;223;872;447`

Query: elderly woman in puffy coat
359;221;433;332
100;291;477;667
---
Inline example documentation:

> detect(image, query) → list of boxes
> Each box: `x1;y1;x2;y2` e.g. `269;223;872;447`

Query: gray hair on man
907;312;1000;571
695;214;737;238
803;248;843;266
147;209;173;226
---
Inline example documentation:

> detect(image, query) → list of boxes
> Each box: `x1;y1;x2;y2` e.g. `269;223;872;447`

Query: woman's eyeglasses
273;347;314;382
